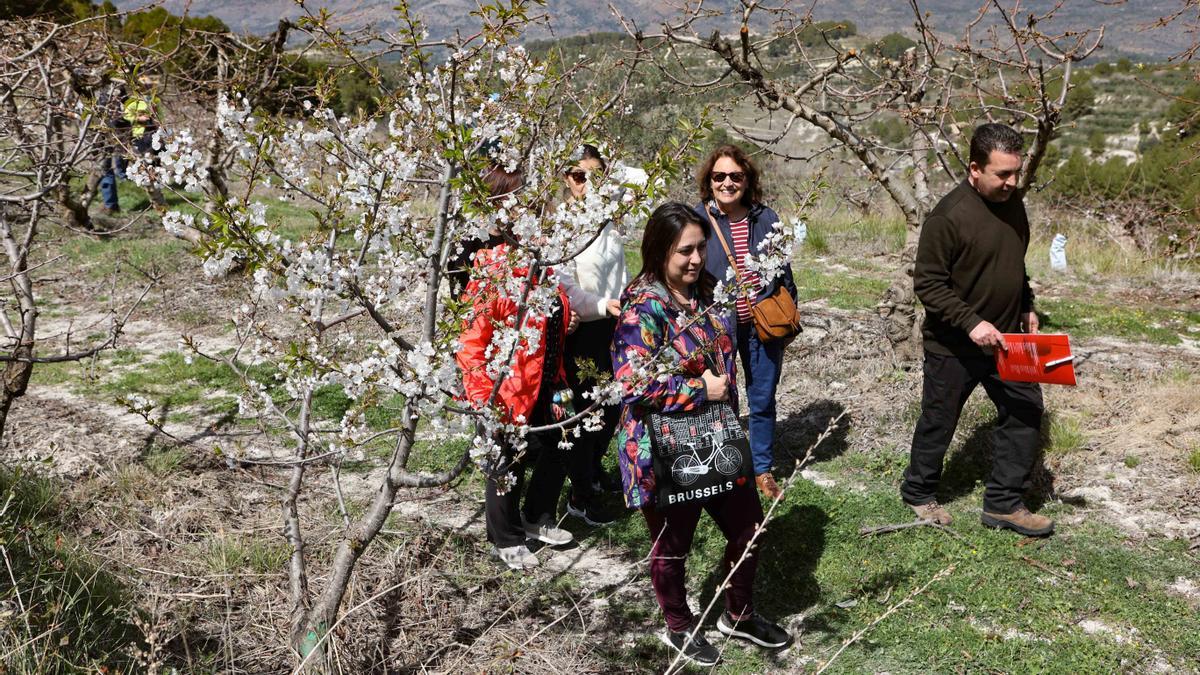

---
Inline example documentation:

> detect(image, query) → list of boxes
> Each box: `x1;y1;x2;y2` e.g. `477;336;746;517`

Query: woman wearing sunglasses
558;144;629;526
695;145;798;500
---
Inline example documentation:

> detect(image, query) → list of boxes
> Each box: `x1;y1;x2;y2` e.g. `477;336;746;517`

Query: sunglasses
564;168;588;184
710;171;746;184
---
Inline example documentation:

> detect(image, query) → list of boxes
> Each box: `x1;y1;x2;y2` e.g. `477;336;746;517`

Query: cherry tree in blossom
128;0;805;662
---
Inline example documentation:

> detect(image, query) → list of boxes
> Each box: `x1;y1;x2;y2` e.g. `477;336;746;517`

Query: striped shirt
728;217;762;325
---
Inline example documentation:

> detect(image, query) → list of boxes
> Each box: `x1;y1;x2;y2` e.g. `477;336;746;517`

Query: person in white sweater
558;144;629;526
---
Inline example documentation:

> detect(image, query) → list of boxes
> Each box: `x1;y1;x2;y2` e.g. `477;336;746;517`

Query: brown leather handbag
706;208;802;344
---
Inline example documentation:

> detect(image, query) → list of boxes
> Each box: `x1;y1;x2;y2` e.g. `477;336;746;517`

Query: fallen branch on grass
1020;555;1075;581
858;519;969;544
815;564;956;674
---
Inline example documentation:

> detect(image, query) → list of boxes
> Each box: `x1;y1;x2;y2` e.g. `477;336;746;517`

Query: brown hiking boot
756;473;782;500
908;500;952;525
981;506;1054;537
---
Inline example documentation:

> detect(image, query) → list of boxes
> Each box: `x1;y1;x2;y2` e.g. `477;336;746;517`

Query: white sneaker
522;514;574;546
492;544;539;570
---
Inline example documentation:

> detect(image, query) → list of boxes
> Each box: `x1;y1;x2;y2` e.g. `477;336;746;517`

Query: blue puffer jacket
695;201;798;315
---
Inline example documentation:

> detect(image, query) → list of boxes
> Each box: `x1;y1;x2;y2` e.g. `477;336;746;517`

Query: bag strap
703;204;754;307
704;205;743;284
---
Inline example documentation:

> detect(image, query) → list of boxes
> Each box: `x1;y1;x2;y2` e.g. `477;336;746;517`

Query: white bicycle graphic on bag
670;424;743;486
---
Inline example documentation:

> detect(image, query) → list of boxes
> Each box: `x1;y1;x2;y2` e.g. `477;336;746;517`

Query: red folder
995;334;1077;386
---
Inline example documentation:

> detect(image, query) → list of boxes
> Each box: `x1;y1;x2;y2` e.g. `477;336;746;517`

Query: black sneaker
565;499;617;527
660;627;720;667
716;612;791;649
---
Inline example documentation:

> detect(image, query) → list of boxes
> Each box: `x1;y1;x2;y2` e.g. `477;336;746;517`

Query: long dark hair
696;144;763;206
633;202;716;302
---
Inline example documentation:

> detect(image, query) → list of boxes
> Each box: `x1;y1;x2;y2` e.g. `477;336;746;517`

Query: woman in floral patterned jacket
611;202;790;666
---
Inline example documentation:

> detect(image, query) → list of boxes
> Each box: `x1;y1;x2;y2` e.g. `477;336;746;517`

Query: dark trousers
485;428;568;548
564;317;619;504
641;484;763;633
901;350;1044;514
736;322;785;475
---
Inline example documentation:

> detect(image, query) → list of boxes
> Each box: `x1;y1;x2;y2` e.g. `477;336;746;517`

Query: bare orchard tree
140;1;750;666
0;16;151;441
621;0;1102;358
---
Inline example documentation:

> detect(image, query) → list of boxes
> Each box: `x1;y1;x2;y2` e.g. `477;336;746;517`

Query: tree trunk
0;209;37;444
55;184;94;231
880;130;934;363
0;354;32;445
878;219;924;364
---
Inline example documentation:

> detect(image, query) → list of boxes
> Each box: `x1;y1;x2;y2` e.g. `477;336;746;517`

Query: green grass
804;227;830;254
143;443;189;476
361;433;470;475
806;212;907;255
576;392;1199;672
589;463;1200;672
312;384;354;421
1026;222;1193;281
29;360;82;388
1045;412;1087;455
607;476;1200;672
61;228;189;279
104;351;255;414
0;468;144;671
1186;448;1200;474
58;182;323;282
794;268;890;311
267;198;322;240
624;243;642;277
198;535;290;576
1038;298;1200;345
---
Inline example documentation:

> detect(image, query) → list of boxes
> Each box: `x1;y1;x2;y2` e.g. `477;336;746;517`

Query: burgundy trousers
641;483;763;633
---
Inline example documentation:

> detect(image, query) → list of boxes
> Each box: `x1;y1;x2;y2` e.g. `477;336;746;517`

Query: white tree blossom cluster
741;218;797;294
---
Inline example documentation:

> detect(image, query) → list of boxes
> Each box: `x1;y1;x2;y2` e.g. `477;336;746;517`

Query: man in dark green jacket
900;123;1053;537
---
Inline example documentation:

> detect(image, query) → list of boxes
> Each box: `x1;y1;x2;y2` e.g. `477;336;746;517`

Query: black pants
564;317;619;505
901;350;1044;514
485;428;567;548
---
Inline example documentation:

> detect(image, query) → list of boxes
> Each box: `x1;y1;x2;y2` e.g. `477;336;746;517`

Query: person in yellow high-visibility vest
123;93;159;155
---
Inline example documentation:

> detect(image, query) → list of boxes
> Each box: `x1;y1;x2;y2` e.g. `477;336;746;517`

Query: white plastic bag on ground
793;219;808;247
1050;233;1068;271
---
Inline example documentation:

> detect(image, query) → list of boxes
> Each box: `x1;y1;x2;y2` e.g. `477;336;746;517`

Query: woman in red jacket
456;166;578;570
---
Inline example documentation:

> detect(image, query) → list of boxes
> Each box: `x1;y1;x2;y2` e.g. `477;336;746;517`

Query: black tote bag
648;401;753;509
646;303;753;509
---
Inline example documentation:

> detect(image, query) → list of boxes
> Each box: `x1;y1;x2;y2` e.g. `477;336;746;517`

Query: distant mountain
111;0;1192;59
110;0;669;42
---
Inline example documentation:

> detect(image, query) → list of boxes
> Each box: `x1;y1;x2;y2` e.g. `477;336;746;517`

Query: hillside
112;0;1192;58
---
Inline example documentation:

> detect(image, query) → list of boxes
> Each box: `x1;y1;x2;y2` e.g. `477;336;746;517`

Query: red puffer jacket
456;244;570;424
